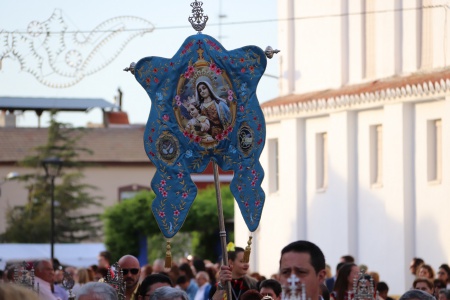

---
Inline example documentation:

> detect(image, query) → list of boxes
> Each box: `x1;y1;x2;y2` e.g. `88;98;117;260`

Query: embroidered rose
162;190;168;197
158;211;165;218
173;210;180;216
163;114;169;121
160;180;166;186
177;172;183;179
182;192;188;199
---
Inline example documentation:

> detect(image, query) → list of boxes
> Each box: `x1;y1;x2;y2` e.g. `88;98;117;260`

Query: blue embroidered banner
134;33;266;238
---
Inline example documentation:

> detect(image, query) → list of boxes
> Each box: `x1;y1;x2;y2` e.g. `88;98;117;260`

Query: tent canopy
0;243;105;269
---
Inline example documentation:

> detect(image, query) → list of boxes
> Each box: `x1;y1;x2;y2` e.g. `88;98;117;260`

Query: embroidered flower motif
216;133;224;141
177;172;184;179
184;71;190;78
255;200;261;207
183;130;190;137
162;190;168;197
160;180;166;186
154;77;159;83
240;106;244;113
257;123;262;131
163;114;169;121
251;170;257;175
240;58;245;63
209;63;217;71
238;185;242;192
228;89;233;95
153;68;158;73
185;150;193;158
215;68;222;75
174;210;180;216
228;95;233;101
194;135;202;143
158;187;164;192
239;165;243;171
241;68;246;73
251;181;256;186
176;100;182;106
257;138;263;145
249;66;255;72
175;95;181;101
245;201;249;208
146;78;151;84
188;66;195;73
158;211;165;218
149;151;155;157
182;192;188;199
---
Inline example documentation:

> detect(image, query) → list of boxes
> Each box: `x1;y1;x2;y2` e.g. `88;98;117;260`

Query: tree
1;113;102;243
102;184;234;262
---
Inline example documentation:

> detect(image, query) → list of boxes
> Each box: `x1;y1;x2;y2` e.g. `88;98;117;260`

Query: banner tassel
243;235;252;263
165;240;172;268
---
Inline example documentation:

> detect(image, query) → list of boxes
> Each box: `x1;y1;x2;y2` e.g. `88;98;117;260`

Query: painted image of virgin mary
195;76;231;138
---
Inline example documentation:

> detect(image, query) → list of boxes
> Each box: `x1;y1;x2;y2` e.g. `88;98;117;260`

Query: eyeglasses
122;268;139;275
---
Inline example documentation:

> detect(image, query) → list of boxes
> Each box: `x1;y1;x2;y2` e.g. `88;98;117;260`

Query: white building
235;0;450;295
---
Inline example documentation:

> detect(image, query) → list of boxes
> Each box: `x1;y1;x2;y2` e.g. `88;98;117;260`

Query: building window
370;124;383;186
316;132;328;190
118;184;151;202
427;119;442;183
268;139;279;193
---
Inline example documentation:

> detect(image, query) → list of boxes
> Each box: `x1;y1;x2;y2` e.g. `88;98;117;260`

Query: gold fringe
164;240;172;268
243;236;252;263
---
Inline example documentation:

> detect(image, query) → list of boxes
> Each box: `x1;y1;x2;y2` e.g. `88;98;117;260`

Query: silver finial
62;271;76;300
265;46;280;59
104;263;126;300
188;0;209;32
281;274;307;300
124;62;136;75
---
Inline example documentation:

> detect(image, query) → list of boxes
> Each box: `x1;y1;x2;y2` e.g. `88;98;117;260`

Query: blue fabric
134;33;267;238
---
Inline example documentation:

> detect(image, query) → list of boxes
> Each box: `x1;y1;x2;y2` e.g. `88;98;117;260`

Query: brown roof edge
262;68;450;108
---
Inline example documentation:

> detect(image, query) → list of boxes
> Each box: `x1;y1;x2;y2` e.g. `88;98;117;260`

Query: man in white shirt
194;271;211;300
35;260;59;300
34;260;67;300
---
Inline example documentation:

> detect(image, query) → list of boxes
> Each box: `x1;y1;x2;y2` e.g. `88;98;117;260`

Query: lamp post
0;172;20;197
42;157;63;261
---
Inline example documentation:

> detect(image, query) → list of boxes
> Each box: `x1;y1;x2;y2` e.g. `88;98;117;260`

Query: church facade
235;0;450;294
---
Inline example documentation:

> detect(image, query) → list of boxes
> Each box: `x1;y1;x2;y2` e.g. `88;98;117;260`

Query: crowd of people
0;242;450;300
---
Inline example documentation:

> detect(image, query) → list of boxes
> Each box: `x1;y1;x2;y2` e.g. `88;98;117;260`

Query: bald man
119;255;141;300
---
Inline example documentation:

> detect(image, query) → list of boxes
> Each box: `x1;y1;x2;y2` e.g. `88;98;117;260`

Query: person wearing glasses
259;279;282;300
119;255;141;300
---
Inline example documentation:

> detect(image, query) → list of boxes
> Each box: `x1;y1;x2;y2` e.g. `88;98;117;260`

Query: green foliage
102;184;234;262
1;113;102;243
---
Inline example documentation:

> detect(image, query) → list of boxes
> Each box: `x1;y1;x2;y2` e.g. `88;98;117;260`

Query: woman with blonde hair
73;267;94;295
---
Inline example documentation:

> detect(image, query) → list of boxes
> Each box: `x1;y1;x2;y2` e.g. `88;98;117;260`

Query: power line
2;4;447;35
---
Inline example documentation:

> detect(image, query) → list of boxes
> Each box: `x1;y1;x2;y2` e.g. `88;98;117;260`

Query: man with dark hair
325;262;345;292
98;251;112;269
137;273;173;300
339;255;355;264
278;240;327;300
376;281;394;300
259;279;282;300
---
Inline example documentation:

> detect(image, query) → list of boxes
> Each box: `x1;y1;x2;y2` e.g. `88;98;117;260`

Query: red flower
183;130;190;137
209;63;217;71
182;192;188;199
154;77;159;83
227;126;233;133
240;58;245;63
184;71;191;78
151;128;155;132
239;165;243;170
170;62;174;67
146;78;151;84
149;151;155;156
249;66;255;72
251;170;257;175
241;68;246;73
194;135;202;143
240;106;244;112
163;114;169;121
173;210;180;216
164;68;168;72
158;187;164;192
182;49;187;54
160;180;166;186
188;133;194;139
158;211;165;218
251;181;256;186
177;172;184;179
216;133;224;141
253;116;257;120
257;138;263;145
153;68;158;73
238;186;242;192
215;68;222;75
245;201;249;208
188;66;195;73
162;190;168;197
255;200;261;207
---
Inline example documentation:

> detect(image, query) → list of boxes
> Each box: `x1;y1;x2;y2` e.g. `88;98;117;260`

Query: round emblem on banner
156;131;179;165
238;123;254;155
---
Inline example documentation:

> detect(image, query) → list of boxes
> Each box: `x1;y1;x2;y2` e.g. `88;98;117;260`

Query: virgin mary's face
197;83;210;99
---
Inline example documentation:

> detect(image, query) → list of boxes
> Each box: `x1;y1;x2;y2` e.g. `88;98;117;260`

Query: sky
0;0;279;128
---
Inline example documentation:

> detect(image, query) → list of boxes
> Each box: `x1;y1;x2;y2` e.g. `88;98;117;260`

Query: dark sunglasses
122;268;139;275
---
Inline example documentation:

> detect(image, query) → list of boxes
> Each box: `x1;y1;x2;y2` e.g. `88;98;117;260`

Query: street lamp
42;157;63;261
0;172;20;197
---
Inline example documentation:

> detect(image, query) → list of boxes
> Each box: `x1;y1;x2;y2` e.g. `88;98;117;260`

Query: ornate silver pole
212;161;232;300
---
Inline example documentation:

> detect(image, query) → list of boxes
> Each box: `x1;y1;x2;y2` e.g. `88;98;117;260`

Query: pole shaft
50;177;55;262
212;161;232;299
